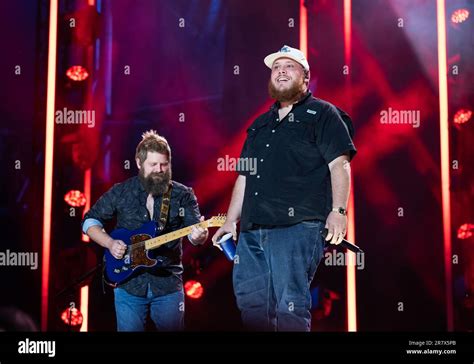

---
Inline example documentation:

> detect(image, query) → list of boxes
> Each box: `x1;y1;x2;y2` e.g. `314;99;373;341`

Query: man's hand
324;211;347;245
212;220;237;250
189;216;209;245
108;239;127;259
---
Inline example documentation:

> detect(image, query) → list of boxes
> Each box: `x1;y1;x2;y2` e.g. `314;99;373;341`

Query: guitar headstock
207;214;227;228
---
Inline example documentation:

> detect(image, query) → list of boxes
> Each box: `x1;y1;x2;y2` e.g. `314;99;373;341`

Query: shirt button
272;130;275;133
276;118;279;121
266;144;270;147
260;158;264;162
254;192;258;196
257;175;260;178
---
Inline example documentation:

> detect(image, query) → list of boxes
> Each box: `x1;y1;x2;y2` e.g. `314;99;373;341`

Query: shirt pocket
117;205;148;230
245;125;264;148
284;120;316;145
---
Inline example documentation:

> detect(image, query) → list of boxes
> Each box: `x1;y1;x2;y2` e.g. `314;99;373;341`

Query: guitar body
102;215;226;286
104;221;159;285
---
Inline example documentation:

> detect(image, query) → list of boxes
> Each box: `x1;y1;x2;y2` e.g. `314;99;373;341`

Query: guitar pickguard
128;233;156;269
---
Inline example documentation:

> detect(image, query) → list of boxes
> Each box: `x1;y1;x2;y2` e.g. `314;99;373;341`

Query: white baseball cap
264;45;310;71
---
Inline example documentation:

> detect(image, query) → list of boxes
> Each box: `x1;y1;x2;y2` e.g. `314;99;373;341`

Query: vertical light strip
41;0;58;331
82;169;91;242
343;0;352;65
299;0;308;57
81;0;94;331
436;0;454;331
80;286;89;332
346;195;357;332
80;169;91;331
105;3;113;115
343;0;357;332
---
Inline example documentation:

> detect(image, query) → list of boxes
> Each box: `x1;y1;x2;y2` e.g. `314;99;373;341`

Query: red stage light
451;9;469;24
60;307;83;327
453;109;472;125
457;223;474;240
184;280;204;299
66;65;89;81
64;190;87;207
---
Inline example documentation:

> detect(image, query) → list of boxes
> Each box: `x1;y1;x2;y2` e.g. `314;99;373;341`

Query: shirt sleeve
82;218;103;234
181;187;201;227
315;103;357;164
181;187;203;245
237;136;251;177
81;184;119;232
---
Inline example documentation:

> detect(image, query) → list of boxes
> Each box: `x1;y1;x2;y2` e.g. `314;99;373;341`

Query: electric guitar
104;214;226;285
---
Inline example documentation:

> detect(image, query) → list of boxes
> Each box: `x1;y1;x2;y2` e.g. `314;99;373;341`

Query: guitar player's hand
108;239;127;259
189;216;209;245
212;220;237;248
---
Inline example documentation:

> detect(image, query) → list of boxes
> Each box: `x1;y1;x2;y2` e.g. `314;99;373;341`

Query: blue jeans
114;285;185;331
233;220;324;331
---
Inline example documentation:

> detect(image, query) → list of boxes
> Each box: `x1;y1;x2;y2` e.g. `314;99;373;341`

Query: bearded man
212;45;357;331
82;130;208;331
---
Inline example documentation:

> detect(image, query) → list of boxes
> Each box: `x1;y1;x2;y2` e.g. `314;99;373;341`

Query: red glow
299;0;307;59
453;109;472;125
457;223;474;240
344;0;357;333
184;280;204;299
437;0;454;331
60;307;83;327
42;0;58;332
66;65;89;81
451;9;469;24
64;190;87;207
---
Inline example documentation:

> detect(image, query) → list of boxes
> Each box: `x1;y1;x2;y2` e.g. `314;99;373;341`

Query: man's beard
138;168;172;196
268;77;306;103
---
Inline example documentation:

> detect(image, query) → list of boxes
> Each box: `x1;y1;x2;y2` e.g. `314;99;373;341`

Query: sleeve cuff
82;218;103;234
187;233;196;245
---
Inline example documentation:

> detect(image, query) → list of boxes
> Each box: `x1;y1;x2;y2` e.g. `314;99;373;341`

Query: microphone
320;228;364;253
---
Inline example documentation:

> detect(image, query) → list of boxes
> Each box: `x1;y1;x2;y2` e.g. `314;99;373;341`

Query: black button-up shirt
238;92;357;231
82;176;201;297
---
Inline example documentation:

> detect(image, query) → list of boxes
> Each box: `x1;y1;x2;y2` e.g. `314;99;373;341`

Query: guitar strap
102;184;173;291
157;184;172;232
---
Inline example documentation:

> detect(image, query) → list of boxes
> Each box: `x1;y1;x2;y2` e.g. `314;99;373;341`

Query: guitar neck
144;221;209;250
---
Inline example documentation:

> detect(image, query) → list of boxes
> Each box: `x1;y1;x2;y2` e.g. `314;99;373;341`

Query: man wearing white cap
213;45;357;331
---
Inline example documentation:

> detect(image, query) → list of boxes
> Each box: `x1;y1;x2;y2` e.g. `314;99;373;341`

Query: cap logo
280;46;291;53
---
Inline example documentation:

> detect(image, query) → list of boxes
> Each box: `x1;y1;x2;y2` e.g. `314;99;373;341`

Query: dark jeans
233;220;324;331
